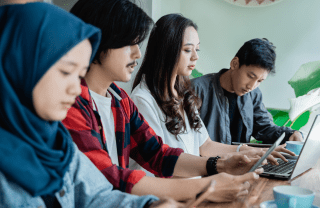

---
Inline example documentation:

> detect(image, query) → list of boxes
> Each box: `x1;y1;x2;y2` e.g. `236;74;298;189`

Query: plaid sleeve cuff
125;170;146;193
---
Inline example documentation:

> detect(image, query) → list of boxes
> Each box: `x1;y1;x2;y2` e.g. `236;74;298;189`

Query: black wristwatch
206;156;221;176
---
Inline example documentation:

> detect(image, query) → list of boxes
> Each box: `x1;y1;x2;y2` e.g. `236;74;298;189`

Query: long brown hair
133;14;202;137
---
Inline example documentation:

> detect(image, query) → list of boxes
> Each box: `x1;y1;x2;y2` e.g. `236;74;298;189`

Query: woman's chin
45;112;68;122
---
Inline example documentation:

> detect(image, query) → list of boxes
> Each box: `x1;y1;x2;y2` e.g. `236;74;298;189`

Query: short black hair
70;0;153;64
235;38;276;74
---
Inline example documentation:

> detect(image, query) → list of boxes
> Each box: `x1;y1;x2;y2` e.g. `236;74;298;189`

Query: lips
127;61;137;68
61;102;74;108
188;65;195;69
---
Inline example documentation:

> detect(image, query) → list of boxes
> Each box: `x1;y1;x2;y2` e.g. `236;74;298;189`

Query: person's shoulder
110;82;130;99
191;73;215;83
248;87;263;102
75;79;91;106
131;81;155;103
191;73;216;91
67;143;88;176
250;87;262;96
0;167;41;206
77;80;89;99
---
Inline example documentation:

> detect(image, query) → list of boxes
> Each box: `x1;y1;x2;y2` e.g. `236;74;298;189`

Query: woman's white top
90;90;119;166
129;81;209;176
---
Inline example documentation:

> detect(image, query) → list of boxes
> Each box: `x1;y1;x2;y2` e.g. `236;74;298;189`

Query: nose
132;44;141;60
192;50;199;61
67;78;82;97
247;80;258;91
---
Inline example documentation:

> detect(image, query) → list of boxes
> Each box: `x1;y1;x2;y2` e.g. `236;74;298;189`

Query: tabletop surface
196;166;320;208
197;176;289;208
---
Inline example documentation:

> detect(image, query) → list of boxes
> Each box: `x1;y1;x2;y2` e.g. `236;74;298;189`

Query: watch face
223;0;285;7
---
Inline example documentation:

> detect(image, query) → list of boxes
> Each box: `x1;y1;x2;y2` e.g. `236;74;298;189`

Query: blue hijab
0;3;100;196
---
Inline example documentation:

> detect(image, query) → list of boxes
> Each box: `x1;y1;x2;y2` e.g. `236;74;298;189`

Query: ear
230;57;239;71
99;50;111;61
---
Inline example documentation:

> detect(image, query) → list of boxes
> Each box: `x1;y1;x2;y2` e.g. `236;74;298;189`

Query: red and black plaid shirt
62;80;183;193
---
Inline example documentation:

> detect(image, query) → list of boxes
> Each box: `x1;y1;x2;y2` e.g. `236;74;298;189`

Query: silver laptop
260;114;320;180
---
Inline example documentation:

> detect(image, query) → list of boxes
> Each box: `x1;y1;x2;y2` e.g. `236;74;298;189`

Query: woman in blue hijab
0;2;160;207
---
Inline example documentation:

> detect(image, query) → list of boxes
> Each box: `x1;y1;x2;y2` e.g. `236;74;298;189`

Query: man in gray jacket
192;38;303;145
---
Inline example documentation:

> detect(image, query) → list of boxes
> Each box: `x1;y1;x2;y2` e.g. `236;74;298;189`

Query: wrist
216;158;225;173
206;156;221;175
236;144;248;152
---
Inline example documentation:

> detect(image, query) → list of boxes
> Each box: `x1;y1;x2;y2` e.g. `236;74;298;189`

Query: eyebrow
184;42;200;46
60;60;89;70
249;72;265;80
249;72;257;77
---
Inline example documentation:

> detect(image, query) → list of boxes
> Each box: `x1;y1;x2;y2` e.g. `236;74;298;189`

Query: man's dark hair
235;38;276;74
70;0;153;64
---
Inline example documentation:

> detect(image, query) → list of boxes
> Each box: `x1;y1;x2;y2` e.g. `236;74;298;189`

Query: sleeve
131;94;166;143
71;144;159;208
62;99;146;193
251;89;295;144
124;92;184;178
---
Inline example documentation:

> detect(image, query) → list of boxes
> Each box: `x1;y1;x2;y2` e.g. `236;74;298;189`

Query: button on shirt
90;90;119;166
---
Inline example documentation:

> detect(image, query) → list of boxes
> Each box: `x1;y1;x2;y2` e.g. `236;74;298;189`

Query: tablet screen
249;132;285;172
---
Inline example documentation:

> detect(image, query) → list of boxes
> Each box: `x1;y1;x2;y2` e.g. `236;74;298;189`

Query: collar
213;69;229;100
80;79;122;102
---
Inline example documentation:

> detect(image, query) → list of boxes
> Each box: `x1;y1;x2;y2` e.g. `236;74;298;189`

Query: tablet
231;142;272;147
248;132;285;172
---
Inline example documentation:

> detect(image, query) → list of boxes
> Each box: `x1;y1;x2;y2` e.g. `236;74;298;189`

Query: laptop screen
291;114;320;179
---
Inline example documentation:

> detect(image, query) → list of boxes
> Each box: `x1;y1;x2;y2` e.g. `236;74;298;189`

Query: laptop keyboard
262;159;296;174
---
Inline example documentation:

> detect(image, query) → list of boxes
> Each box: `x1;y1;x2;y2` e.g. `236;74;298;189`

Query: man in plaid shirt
62;0;264;203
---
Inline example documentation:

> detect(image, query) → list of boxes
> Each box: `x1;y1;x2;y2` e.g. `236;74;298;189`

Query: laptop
260;114;320;180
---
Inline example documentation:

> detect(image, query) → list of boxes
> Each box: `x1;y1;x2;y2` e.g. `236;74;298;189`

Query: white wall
52;0;77;11
53;0;320;107
179;0;320;109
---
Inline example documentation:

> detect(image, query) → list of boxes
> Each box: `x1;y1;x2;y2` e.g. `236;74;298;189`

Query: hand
148;198;184;208
238;146;277;164
289;131;303;142
233;146;280;165
217;154;265;175
260;143;297;164
274;143;295;156
240;145;294;165
268;143;296;159
206;172;260;202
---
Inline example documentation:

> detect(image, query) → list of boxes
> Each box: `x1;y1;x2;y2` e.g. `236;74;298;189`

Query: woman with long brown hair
131;14;206;159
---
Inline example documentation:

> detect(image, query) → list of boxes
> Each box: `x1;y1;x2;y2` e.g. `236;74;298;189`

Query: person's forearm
200;139;238;157
172;153;208;177
209;141;238;154
131;175;211;201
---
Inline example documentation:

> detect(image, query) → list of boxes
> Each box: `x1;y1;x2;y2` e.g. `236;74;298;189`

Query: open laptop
260;114;320;180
